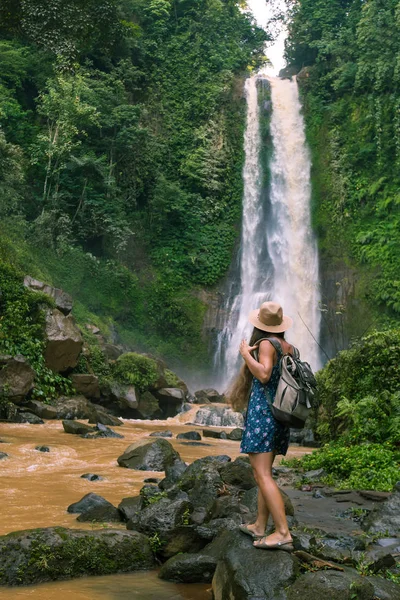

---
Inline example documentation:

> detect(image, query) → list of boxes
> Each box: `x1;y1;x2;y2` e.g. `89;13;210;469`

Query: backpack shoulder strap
292;346;300;360
253;337;283;362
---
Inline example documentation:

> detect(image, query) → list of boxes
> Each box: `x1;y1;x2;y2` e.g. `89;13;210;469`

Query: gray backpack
254;338;317;429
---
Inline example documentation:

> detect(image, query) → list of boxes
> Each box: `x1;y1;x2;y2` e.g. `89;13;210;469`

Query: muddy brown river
0;406;312;599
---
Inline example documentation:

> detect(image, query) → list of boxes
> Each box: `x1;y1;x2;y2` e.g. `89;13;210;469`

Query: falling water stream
214;75;321;390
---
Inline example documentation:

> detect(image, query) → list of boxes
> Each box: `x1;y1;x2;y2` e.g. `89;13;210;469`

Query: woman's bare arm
239;339;275;384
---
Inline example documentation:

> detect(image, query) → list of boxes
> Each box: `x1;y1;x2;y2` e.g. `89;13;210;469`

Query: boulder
159;553;217;583
55;396;95;419
162;525;207;559
103;343;123;360
24;276;73;315
62;420;94;435
144;477;161;484
149;430;173;438
179;456;224;510
159;459;188;490
366;576;400;600
154;388;185;418
118;496;142;521
26;400;58;419
127;497;192;544
206;496;249;521
0;527;154;585
180;441;211;446
88;408;123;427
67;492;113;514
194;389;225;403
176;431;201;441
212;530;299;600
70;374;100;399
363;482;400;536
108;384;162;419
44;308;83;373
290;427;316;446
0;355;35;402
196;515;243;541
0;452;8;460
117;439;180;471
81;473;104;481
83;424;124;439
109;382;139;411
194;405;244;427
286;569;375;600
227;428;243;441
15;412;44;424
140;484;164;507
203;430;227;439
219;457;256;490
77;504;122;523
136;391;162;419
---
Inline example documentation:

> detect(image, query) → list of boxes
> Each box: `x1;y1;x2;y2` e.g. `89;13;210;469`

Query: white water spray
214;75;321;391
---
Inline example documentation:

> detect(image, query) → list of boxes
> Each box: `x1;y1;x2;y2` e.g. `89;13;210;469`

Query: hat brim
248;309;293;333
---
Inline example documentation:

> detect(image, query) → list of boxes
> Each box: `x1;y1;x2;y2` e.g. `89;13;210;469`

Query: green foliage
284;442;399;492
164;369;182;388
112;352;159;391
316;329;400;442
0;259;72;401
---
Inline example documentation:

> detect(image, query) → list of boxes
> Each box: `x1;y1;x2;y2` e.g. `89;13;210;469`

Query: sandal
238;525;265;540
253;537;294;552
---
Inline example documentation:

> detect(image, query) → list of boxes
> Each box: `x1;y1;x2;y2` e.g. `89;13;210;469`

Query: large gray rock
0;527;154;585
109;383;161;419
127;497;192;543
159;553;217;583
62;420;94;435
286;569;375;600
212;530;299;600
154;388;185;418
194;389;225;403
55;396;95;419
118;496;142;521
87;407;123;427
366;575;400;600
110;382;139;410
194;405;244;427
15;411;44;424
24;276;73;315
159;459;188;490
117;439;180;471
179;456;224;510
26;400;58;419
0;355;35;402
70;374;100;399
44;309;83;372
77;504;122;523
363;482;400;536
67;492;113;514
219;457;256;490
176;431;201;440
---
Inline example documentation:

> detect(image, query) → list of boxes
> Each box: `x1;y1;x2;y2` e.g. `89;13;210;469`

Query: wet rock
304;468;326;481
154;388;186;418
81;473;104;481
144;477;161;484
118;496;142;521
16;412;44;424
176;431;201;440
190;507;208;526
203;429;227;440
24;276;73;315
0;527;154;585
159;459;188;490
227;428;243;441
0;355;35;402
70;374;100;399
159;553;218;583
194;389;225;404
212;530;299;600
55;395;95;420
162;525;207;559
140;484;163;506
180;441;211;447
286;569;375;600
0;452;8;460
67;492;114;514
44;308;83;373
376;537;400;547
62;420;94;435
180;402;192;413
359;490;392;502
127;497;192;544
117;438;180;471
109;382;139;411
26;400;58;419
363;482;400;536
77;504;122;523
219;457;256;490
35;446;50;452
103;343;123;361
241;486;295;517
194;405;244;428
179;457;224;510
149;430;173;438
196;515;243;541
366;575;400;600
88;408;123;427
136;391;162;419
206;496;249;521
83;423;124;439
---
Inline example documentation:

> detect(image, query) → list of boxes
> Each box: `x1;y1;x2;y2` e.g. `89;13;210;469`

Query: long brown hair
227;328;284;412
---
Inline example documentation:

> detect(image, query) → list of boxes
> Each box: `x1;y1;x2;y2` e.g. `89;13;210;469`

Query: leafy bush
284;442;399;492
112;352;159;392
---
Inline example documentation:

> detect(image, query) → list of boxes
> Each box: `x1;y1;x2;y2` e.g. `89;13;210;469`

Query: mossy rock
0;527;155;585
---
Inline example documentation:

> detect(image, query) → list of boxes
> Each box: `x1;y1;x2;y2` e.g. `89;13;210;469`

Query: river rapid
0;406;312;599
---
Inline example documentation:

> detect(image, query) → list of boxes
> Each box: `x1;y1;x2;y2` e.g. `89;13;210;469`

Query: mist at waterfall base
213;75;321;393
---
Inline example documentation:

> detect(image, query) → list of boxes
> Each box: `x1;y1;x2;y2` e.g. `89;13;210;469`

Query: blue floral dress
240;353;290;455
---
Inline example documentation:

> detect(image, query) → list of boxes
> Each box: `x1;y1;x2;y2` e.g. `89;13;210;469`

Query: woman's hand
239;339;258;358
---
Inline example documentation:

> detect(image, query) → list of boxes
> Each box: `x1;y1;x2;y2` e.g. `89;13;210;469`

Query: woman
228;301;294;551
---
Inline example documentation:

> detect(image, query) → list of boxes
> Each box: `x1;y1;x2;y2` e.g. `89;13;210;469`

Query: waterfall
214;75;321;391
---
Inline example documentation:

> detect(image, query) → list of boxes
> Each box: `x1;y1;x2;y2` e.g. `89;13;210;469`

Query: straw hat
248;301;293;333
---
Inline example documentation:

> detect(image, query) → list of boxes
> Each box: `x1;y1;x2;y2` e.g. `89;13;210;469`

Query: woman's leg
244;488;269;537
249;452;292;544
